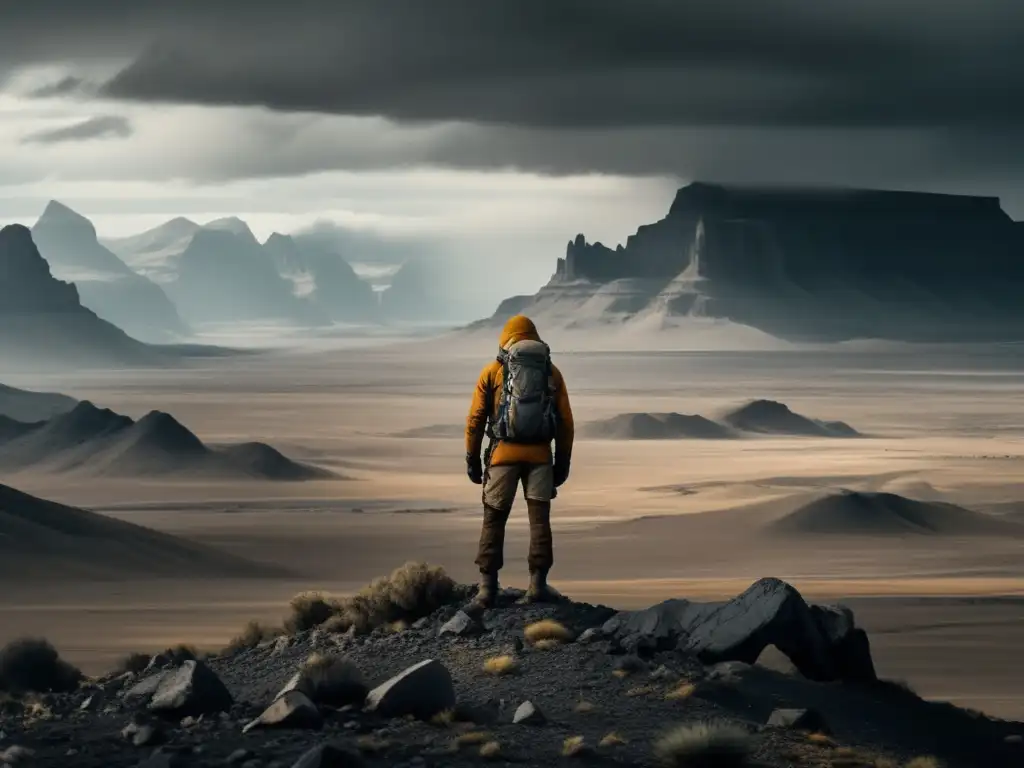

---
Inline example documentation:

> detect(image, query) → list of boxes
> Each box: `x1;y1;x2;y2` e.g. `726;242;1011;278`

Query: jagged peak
35;200;97;237
202;216;256;241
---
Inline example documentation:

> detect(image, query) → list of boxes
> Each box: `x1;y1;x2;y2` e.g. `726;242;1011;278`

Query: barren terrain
2;341;1023;718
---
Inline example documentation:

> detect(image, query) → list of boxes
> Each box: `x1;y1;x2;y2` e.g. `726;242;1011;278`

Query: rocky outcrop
31;201;189;343
0;224;159;367
500;183;1024;342
600;577;876;683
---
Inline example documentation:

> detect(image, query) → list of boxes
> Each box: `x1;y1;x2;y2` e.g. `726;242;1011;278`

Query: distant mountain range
0;223;162;368
0;400;337;481
474;182;1024;344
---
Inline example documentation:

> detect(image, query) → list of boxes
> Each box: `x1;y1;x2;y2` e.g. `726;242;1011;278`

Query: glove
466;452;484;485
553;453;571;488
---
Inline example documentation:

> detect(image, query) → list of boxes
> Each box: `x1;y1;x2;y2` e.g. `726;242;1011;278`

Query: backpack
489;339;557;445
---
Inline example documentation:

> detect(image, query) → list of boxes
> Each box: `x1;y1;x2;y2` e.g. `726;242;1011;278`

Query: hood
499;314;540;348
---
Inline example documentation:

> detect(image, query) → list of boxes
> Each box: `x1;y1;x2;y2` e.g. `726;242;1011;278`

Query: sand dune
0;382;77;422
393;423;466;439
0;484;281;579
722;399;859;437
0;402;337;481
581;411;734;440
767;490;1024;537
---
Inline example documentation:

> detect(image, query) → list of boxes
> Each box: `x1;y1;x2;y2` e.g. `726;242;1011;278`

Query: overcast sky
2;0;1023;294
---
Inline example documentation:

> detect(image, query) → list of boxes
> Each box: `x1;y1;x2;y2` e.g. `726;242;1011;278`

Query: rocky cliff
0;225;158;367
31;201;189;343
507;183;1024;343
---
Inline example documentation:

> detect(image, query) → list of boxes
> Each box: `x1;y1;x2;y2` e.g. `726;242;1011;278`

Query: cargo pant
475;462;554;575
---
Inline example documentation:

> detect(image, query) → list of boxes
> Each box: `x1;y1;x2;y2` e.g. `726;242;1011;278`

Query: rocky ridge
0;570;1019;768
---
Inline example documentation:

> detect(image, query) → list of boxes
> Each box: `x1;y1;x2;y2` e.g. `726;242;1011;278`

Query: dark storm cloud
3;0;1024;129
27;75;93;98
21;115;133;144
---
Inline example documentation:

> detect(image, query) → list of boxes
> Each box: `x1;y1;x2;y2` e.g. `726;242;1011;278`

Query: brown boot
468;571;499;613
519;568;556;604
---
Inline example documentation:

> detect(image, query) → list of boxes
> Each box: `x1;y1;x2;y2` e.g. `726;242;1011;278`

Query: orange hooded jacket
465;315;574;466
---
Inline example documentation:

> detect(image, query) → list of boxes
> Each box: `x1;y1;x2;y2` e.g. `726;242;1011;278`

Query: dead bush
0;638;82;694
297;652;367;707
654;721;752;768
224;620;278;654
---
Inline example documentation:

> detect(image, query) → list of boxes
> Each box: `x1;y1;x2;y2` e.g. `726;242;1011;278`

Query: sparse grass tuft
161;644;199;663
482;655;519;676
904;758;941;768
0;638;82;694
666;683;697;701
456;731;493;747
224;620;278;654
524;619;573;646
574;700;596;713
356;735;389;754
297;652;367;707
807;732;834;745
532;638;564;651
654;721;752;768
612;669;630;679
600;732;627;748
562;736;588;758
116;652;151;675
431;709;456;727
285;562;456;635
480;741;502;759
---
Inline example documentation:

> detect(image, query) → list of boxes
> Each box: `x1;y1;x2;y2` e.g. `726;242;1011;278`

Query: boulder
512;700;545;725
243;690;323;732
278;655;368;708
290;742;364;768
602;578;876;683
123;672;169;704
767;708;830;733
364;659;455;720
147;660;233;718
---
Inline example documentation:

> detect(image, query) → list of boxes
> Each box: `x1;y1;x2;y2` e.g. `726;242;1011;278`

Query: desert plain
2;337;1023;719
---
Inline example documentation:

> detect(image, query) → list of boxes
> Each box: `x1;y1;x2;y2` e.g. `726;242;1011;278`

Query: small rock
123;672;170;703
148;660;234;718
412;618;430;630
0;745;35;765
243;691;323;733
649;665;675;681
708;661;752;681
80;693;102;710
512;700;545;725
290;742;363;768
438;611;483;637
577;628;603;644
767;708;829;733
226;749;252;765
123;722;164;747
66;749;80;757
364;659;455;720
613;655;647;674
1006;734;1023;744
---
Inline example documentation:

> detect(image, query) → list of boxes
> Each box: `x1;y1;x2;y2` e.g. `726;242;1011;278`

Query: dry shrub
666;683;696;701
480;741;502;759
532;638;564;651
482;655;518;676
807;733;834;745
298;652;367;707
600;732;627;747
904;759;940;768
524;619;573;646
285;562;456;635
0;638;82;694
562;736;588;758
224;620;278;654
654;722;752;768
575;700;596;713
612;669;630;679
161;644;199;664
285;592;339;634
116;652;151;675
